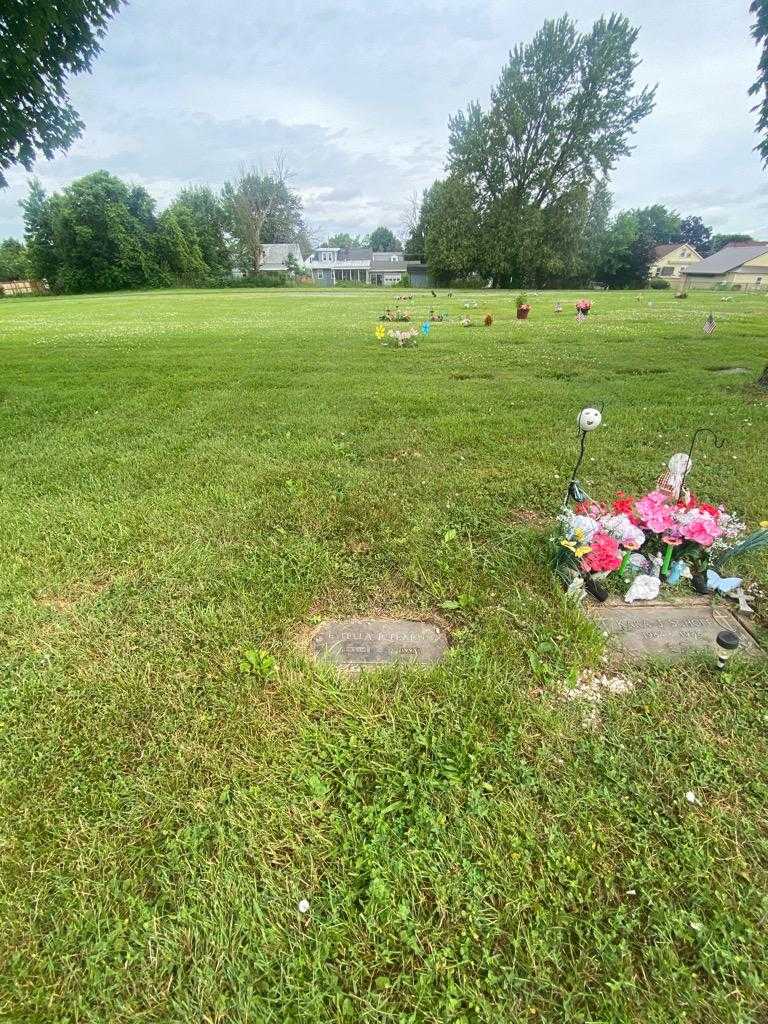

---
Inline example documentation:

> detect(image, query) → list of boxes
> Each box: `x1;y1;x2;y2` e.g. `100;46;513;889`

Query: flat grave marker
311;618;448;671
589;601;762;660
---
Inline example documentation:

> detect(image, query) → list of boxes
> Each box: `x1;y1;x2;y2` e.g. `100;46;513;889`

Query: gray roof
370;251;407;272
260;243;303;271
685;243;768;275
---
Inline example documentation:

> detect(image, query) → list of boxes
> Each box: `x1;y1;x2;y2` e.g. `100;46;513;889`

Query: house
648;243;702;280
307;247;412;286
259;243;304;274
681;241;768;290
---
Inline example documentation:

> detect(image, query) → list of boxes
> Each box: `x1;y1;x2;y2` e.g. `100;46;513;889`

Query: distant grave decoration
429;308;446;322
484;313;493;327
460;316;473;327
552;411;768;613
379;308;412;322
703;312;717;335
576;298;592;321
384;326;418;347
516;294;531;320
756;363;768;390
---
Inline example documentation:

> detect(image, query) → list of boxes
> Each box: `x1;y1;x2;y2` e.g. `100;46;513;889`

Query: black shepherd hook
681;427;726;492
563;403;605;507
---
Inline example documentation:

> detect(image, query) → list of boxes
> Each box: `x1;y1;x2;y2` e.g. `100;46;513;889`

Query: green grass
1;286;767;1023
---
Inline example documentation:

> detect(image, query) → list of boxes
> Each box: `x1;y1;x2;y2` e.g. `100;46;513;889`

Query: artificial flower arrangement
384;326;418;347
555;452;768;607
576;299;592;316
516;294;531;320
379;308;412;322
461;316;473;327
429;309;446;322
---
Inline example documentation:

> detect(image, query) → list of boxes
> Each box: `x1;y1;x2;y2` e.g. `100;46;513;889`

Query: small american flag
576;310;586;323
703;313;716;335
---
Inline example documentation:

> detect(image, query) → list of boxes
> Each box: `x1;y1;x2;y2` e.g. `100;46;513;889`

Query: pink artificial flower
681;510;722;547
634;491;675;534
582;531;623;573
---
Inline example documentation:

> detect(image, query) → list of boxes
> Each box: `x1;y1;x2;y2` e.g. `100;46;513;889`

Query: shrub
649;278;671;289
516;292;529;308
211;273;287;288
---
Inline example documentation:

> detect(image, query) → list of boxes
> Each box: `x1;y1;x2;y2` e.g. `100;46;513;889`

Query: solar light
715;630;740;671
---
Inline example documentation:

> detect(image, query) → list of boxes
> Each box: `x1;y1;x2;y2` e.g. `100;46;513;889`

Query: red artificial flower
699;503;719;517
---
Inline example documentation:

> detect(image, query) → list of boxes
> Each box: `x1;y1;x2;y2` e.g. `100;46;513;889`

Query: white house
307;247;408;286
648;243;702;280
259;243;305;273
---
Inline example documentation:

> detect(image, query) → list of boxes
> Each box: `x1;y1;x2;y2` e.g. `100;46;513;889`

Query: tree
750;0;768;163
710;233;756;253
574;179;613;284
323;232;364;248
367;226;401;251
222;159;305;275
23;170;158;293
594;210;654;287
446;14;655;284
154;208;207;286
679;215;712;254
168;186;230;276
422;177;482;285
631;204;681;245
284;252;300;278
0;239;30;281
0;2;124;187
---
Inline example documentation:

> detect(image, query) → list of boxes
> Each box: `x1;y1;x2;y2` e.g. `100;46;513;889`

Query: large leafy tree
154;207;208;286
446;14;655;284
222;160;306;275
0;238;30;280
423;177;482;285
594;210;654;287
679;215;712;253
0;2;123;187
711;233;756;252
631;204;681;245
167;186;230;276
22;170;158;293
367;226;401;251
323;232;365;248
750;0;768;163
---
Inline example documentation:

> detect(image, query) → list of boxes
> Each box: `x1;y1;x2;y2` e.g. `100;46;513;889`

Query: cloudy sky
2;0;765;241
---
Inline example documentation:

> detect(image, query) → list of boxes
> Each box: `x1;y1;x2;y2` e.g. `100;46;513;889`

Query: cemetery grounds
1;286;767;1022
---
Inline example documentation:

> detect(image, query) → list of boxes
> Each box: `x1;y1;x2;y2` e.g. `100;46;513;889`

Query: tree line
8;164;312;292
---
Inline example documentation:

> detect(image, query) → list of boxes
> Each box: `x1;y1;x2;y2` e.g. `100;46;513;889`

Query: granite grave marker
311;618;448;670
590;601;762;660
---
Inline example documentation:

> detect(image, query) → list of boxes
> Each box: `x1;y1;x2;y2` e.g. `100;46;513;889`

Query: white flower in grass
297;899;310;914
685;791;700;805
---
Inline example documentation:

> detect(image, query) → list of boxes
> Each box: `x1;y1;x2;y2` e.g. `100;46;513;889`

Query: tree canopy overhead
750;0;768;164
0;1;124;187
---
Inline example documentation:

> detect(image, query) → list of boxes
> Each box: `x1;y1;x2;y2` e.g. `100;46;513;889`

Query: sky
2;0;766;242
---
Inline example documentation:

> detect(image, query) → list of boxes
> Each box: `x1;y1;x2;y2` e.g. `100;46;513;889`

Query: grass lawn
1;285;767;1023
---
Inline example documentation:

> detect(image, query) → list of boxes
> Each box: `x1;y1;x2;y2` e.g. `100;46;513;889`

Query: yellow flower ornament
375;325;386;340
